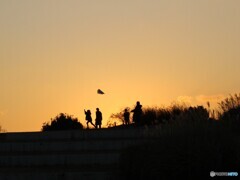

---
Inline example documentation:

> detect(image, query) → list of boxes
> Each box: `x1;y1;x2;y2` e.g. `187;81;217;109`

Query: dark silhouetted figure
123;108;130;125
84;109;95;129
131;101;142;124
95;108;102;129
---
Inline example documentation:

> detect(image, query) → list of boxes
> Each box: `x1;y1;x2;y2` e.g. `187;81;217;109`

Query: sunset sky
1;0;240;132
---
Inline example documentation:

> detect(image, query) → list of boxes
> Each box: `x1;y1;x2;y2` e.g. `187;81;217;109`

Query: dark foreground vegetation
118;93;240;179
42;113;83;131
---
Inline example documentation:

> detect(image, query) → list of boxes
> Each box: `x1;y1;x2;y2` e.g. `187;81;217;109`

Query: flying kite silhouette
97;89;105;94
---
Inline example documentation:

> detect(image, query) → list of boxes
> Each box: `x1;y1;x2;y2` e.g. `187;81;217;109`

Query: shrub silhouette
141;107;157;125
110;103;209;127
108;110;125;127
174;106;209;124
42;113;83;131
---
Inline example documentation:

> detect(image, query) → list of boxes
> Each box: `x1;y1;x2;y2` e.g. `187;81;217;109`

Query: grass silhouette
116;94;240;179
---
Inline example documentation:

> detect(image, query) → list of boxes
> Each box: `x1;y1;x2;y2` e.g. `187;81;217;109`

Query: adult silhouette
131;101;142;124
123;108;130;125
95;108;102;129
84;109;95;129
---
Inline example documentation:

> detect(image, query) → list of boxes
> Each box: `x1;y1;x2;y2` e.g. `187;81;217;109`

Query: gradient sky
1;0;240;132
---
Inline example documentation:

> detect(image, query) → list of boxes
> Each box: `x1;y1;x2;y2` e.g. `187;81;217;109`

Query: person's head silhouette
136;101;141;106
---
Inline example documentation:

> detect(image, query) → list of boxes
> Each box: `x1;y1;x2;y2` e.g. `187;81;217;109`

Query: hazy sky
1;0;240;132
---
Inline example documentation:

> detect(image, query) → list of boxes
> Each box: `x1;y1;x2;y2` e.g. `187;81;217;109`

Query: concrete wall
0;127;157;180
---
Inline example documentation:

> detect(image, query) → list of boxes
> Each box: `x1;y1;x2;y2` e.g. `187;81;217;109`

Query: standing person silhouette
95;108;102;129
131;101;142;125
84;109;95;129
123;108;130;125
